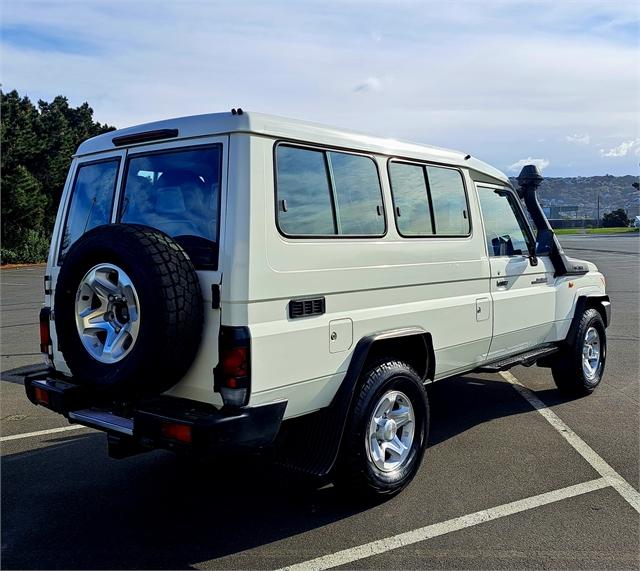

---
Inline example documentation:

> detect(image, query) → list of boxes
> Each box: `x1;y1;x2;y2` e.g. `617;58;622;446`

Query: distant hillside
509;175;640;219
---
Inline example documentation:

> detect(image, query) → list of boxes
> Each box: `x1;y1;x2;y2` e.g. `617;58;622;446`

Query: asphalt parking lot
1;235;639;570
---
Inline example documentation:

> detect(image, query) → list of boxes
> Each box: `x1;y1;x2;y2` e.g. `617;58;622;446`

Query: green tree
601;208;630;228
1;89;115;263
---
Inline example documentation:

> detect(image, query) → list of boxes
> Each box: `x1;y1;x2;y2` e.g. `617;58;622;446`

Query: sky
1;0;639;177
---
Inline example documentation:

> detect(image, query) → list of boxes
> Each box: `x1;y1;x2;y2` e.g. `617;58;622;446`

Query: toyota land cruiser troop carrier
26;110;611;497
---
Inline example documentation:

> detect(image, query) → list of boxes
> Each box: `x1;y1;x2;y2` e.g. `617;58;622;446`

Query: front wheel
336;359;429;498
552;309;606;396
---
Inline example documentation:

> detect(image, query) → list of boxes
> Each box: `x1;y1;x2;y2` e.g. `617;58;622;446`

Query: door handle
496;279;508;287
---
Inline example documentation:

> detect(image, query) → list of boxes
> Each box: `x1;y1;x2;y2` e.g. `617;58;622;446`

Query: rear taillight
215;326;250;407
161;422;192;443
34;386;50;406
39;307;52;358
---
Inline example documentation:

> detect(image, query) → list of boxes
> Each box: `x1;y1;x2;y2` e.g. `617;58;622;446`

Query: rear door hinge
44;274;52;295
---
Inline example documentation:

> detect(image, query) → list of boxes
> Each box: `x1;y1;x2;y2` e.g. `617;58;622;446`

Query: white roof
76;111;509;184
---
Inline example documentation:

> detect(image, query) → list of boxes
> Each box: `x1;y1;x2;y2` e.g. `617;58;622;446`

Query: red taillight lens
34;387;50;406
39;307;51;354
221;347;248;378
161;422;192;443
215;326;251;407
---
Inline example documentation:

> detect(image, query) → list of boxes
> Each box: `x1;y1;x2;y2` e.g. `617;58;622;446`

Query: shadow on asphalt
1;374;575;570
1;363;48;385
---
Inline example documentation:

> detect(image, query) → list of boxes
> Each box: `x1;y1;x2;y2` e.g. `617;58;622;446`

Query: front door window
477;188;534;257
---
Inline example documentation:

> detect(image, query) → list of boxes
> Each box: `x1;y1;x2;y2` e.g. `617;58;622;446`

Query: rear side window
59;159;119;262
275;144;385;237
389;161;470;237
275;146;336;235
120;145;222;268
426;166;469;235
387;162;433;236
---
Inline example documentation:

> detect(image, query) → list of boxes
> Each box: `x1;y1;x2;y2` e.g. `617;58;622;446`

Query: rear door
49;150;127;373
116;136;228;402
476;184;555;360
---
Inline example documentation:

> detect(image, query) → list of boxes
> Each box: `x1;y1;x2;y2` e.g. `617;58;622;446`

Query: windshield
119;145;222;269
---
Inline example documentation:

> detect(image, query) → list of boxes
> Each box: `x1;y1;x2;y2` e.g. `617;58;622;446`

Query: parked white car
26;111;610;497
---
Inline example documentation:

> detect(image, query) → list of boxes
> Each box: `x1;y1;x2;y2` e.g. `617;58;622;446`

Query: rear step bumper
24;371;287;456
68;409;134;435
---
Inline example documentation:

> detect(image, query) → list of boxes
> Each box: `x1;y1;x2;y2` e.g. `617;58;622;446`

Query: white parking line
280;478;609;571
0;425;88;442
281;370;639;570
500;370;640;514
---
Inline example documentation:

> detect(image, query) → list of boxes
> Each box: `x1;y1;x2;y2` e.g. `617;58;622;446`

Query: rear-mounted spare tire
54;224;204;397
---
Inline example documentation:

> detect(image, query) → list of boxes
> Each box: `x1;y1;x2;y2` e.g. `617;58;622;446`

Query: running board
68;409;134;435
476;346;559;373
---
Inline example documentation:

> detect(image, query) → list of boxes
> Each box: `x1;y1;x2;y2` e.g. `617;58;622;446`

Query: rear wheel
552;309;606;396
336;359;429;498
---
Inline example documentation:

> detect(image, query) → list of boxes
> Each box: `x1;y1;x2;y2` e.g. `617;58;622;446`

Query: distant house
634;216;640;228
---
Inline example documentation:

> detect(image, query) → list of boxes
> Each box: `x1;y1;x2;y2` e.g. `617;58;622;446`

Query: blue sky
1;0;639;177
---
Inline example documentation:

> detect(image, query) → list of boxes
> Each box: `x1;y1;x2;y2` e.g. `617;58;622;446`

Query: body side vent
289;297;325;319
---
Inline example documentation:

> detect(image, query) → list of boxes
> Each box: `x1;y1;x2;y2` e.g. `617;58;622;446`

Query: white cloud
599;139;640;157
354;77;382;93
565;133;590;145
508;157;550;173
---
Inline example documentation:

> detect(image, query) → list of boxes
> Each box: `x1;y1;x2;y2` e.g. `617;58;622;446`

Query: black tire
54;224;203;396
336;359;429;498
552;309;606;396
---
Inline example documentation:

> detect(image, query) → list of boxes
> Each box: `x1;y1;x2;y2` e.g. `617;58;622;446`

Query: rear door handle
496;279;508;287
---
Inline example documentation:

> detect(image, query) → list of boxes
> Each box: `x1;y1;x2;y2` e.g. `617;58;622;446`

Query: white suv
26;110;610;497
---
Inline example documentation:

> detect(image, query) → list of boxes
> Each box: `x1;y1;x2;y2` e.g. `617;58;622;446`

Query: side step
476;346;559;373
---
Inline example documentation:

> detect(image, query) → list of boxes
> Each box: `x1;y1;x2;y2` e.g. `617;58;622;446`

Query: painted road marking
500;370;640;514
0;425;88;442
281;370;639;570
280;478;609;571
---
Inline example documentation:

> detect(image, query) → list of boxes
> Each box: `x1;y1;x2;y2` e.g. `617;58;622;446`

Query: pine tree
1;89;115;263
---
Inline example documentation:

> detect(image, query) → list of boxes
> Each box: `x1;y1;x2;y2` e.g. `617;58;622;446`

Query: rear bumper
24;371;287;455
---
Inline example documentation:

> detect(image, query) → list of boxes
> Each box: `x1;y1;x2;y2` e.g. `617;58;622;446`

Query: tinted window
389;161;470;236
59;159;119;261
276;146;336;235
276;145;385;237
426;166;469;235
388;162;433;236
477;187;532;256
120;145;222;268
328;152;384;235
